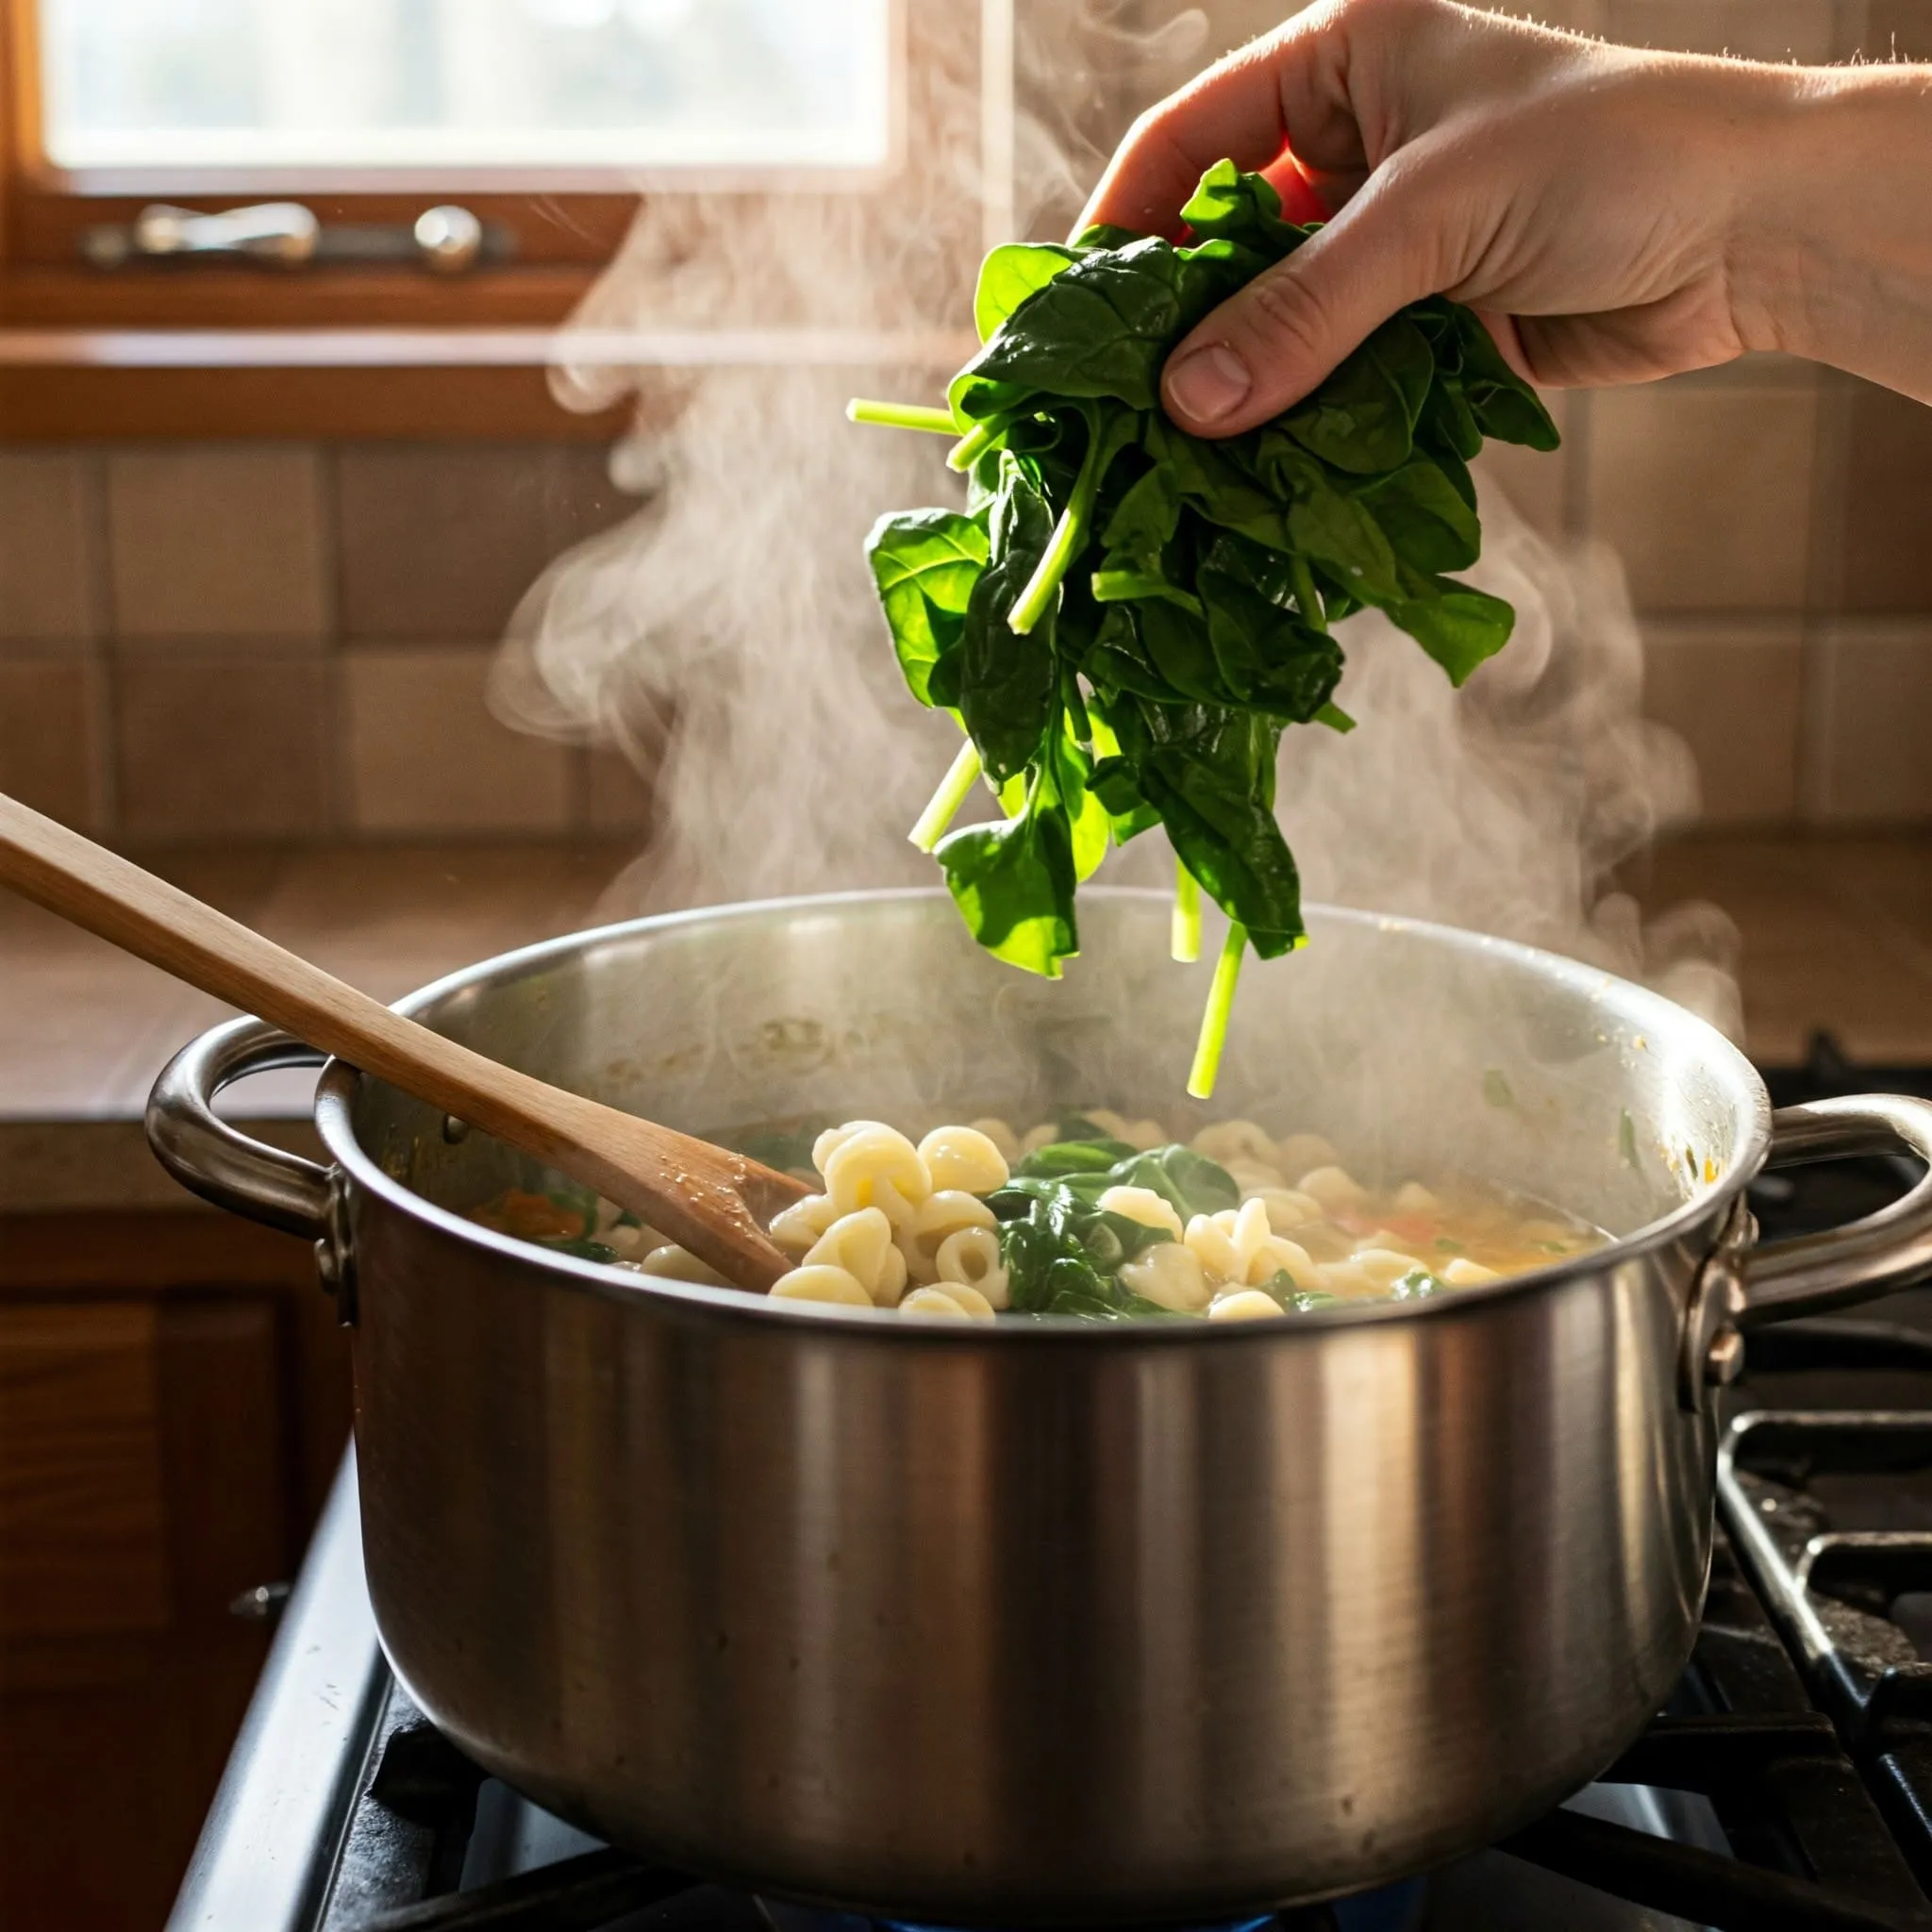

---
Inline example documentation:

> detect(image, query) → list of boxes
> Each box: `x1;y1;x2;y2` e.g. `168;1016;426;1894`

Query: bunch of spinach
851;159;1558;1095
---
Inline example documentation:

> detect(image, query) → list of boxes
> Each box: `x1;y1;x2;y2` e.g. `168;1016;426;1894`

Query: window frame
0;0;921;436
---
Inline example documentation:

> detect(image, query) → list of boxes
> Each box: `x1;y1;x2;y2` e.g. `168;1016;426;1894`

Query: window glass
40;0;891;173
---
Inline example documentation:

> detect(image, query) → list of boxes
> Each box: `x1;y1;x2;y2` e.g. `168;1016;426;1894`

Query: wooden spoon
0;793;808;1291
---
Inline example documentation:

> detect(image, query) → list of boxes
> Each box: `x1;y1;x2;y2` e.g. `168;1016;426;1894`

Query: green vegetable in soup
849;159;1557;1094
991;1135;1243;1316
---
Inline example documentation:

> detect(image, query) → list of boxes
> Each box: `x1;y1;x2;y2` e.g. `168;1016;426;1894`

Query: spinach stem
1009;417;1108;636
1171;859;1201;963
947;421;998;473
1289;554;1327;633
846;398;958;436
1187;922;1247;1099
908;736;983;852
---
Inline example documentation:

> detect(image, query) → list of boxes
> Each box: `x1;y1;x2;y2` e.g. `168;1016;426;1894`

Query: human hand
1081;0;1932;433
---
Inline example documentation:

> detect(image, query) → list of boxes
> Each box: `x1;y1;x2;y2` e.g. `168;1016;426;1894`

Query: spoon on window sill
0;791;808;1291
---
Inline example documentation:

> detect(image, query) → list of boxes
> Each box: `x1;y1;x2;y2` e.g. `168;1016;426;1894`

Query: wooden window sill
0;324;974;441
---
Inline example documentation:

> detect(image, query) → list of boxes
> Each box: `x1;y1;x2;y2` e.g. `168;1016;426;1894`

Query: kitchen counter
0;842;628;1211
2;833;1928;1213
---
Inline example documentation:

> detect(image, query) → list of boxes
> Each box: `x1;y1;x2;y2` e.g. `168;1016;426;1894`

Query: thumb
1161;168;1449;438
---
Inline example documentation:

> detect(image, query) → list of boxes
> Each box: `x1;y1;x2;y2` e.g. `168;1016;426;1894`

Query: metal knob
229;1580;293;1622
413;205;484;274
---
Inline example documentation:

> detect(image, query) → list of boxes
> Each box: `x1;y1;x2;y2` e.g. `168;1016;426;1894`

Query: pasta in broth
472;1111;1604;1323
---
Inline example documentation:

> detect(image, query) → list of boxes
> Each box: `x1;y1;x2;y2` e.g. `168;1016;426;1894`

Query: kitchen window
37;0;892;182
0;0;915;435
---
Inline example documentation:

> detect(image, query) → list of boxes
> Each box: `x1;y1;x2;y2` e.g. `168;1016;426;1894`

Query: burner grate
1721;1408;1932;1906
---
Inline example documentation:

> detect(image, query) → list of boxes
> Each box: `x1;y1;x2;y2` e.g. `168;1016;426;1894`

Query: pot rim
313;886;1771;1342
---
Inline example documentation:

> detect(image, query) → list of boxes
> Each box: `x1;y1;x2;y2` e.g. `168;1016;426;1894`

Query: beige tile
1811;622;1932;823
0;451;100;641
544;444;638;554
1641;621;1803;824
107;447;326;640
336;446;563;641
1832;381;1932;612
0;653;108;829
1842;0;1932;59
1621;830;1932;1061
343;646;572;833
1604;0;1836;58
1740;951;1932;1063
1482;0;1610;28
114;650;330;841
1585;380;1816;612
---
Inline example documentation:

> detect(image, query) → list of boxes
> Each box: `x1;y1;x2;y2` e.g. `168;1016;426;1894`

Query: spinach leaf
1178;158;1308;258
1012;1138;1137;1178
1197;560;1343;722
538;1235;622;1265
1448;306;1561;451
1103;1141;1240;1218
1106;700;1305;957
1354;461;1481;575
1101;460;1183;557
1389;575;1517;685
933;787;1077;978
995;1174;1177;1316
956;459;1059;782
950;238;1193;421
974;242;1080;342
1282;314;1433;474
864;508;990;706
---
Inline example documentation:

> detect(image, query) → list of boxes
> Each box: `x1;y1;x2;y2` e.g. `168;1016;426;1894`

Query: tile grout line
86;446;125;837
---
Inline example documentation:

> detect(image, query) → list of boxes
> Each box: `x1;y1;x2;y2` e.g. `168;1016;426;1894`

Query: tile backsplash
0;441;644;845
6;364;1931;845
1474;354;1932;831
6;4;1932;845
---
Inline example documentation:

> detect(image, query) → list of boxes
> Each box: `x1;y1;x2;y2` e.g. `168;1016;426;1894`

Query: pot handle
146;1016;335;1241
1738;1095;1932;1325
1682;1095;1932;1407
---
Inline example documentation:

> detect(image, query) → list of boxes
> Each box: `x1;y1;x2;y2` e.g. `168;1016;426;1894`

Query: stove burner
767;1911;1281;1932
761;1882;1426;1932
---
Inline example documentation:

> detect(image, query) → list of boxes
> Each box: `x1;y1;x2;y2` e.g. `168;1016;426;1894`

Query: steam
491;0;1740;1041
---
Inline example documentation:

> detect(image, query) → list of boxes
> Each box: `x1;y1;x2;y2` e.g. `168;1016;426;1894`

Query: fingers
1077;5;1365;240
1161;163;1451;436
1077;51;1290;240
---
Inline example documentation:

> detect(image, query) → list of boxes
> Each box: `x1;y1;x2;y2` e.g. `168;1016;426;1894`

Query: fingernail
1166;344;1252;425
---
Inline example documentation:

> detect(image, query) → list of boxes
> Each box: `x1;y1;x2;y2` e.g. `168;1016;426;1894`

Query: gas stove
168;1037;1932;1932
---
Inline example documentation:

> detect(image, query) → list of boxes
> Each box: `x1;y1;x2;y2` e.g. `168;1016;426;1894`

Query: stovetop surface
170;1035;1932;1932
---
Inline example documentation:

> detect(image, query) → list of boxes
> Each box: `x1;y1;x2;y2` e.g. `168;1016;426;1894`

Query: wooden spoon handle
0;791;566;1139
0;793;803;1289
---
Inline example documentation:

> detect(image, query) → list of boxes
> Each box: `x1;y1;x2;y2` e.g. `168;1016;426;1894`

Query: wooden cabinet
0;1210;351;1932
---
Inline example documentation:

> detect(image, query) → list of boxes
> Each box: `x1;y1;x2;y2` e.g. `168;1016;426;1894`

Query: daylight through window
38;0;892;177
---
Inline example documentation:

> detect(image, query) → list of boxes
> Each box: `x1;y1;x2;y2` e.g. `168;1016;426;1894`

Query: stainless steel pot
148;890;1932;1923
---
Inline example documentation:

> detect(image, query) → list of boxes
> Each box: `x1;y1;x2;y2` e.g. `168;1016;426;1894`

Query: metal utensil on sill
81;201;495;273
